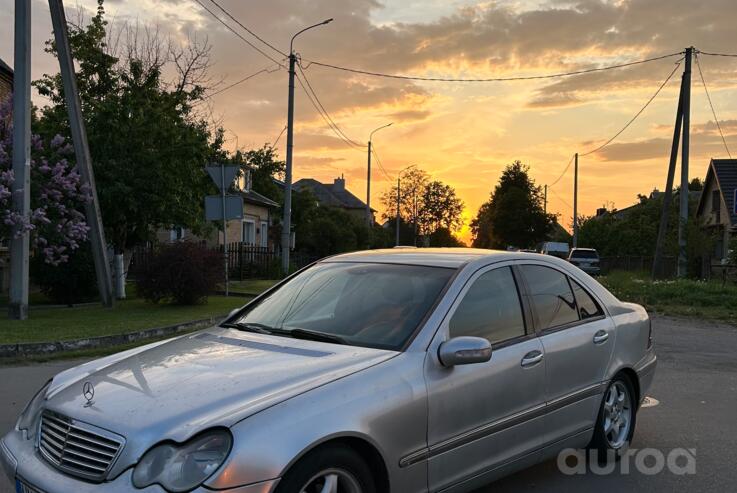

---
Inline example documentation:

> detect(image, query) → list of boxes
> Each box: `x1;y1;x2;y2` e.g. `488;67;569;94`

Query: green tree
379;167;465;244
471;161;555;249
231;144;285;203
34;0;216;254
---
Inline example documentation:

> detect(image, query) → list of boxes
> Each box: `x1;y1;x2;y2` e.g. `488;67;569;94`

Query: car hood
43;328;396;465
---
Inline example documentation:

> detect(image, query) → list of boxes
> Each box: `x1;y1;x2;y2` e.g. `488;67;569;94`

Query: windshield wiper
220;322;275;334
289;328;347;345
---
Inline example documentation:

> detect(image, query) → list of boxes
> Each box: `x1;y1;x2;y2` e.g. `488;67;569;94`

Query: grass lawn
0;295;251;344
599;271;737;324
228;279;280;295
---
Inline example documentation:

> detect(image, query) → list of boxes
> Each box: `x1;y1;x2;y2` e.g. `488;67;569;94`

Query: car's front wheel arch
279;436;390;493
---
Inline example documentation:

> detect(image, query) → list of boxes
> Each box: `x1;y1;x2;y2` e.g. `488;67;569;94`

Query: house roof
697;158;737;227
293;178;374;211
0;58;12;77
241;189;278;208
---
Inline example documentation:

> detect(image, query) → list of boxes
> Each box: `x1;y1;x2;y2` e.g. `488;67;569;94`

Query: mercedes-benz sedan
1;249;656;493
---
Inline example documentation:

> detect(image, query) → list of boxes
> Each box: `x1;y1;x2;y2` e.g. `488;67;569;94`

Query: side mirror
438;336;492;367
226;308;240;320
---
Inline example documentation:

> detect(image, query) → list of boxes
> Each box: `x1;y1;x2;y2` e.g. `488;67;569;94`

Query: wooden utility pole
677;47;693;278
49;0;113;307
8;0;32;320
573;153;579;248
544;184;548;214
652;73;685;279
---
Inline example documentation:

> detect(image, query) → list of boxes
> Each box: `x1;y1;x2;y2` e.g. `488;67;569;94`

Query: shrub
30;242;98;305
136;242;223;305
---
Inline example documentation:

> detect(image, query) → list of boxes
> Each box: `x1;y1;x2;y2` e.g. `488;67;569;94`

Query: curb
0;316;225;358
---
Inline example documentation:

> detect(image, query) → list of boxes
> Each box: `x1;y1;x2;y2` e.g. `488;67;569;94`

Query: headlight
16;380;51;437
132;429;232;492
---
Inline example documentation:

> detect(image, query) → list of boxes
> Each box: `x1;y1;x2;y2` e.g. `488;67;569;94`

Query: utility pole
49;0;113;307
573;153;579;248
543;184;548;214
677;47;693;278
8;0;31;320
653;72;685;279
221;163;229;296
281;50;296;275
281;19;333;275
366;123;392;236
395;176;401;246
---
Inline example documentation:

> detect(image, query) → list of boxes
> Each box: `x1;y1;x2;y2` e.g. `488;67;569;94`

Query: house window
260;221;269;247
242;219;256;244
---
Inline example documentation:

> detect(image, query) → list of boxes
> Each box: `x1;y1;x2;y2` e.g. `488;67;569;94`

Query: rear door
425;264;546;491
518;264;615;445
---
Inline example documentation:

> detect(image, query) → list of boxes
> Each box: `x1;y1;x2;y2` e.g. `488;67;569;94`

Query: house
0;57;12;102
696;159;737;261
294;175;374;223
157;168;279;249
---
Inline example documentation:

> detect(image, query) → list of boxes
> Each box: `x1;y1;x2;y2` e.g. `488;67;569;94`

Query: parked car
2;249;656;493
542;241;569;259
568;247;601;275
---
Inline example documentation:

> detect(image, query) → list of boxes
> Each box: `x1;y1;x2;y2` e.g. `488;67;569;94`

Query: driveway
1;315;736;492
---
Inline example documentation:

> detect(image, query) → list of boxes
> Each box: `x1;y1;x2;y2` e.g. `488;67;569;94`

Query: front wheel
276;444;376;493
589;375;637;462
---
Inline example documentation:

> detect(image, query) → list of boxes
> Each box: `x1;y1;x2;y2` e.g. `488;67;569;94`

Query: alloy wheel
603;380;632;449
299;468;362;493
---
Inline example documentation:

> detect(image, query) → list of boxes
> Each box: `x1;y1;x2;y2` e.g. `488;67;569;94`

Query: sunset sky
2;0;737;243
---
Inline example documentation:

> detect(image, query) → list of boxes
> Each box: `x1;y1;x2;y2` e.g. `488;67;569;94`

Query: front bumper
1;430;278;493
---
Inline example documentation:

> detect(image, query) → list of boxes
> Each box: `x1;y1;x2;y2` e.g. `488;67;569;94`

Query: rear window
519;265;579;329
571;250;599;259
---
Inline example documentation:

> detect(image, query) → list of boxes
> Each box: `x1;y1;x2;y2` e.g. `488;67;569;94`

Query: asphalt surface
1;315;735;492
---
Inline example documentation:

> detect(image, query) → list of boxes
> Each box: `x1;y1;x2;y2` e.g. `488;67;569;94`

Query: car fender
205;352;429;493
604;303;652;392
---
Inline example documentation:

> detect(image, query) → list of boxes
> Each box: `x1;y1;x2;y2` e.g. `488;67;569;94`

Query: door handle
593;330;609;344
521;350;543;368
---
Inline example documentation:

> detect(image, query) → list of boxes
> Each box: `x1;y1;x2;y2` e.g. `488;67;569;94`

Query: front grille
38;412;124;482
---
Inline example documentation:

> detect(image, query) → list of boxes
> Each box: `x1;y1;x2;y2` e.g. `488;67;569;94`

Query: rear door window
520;265;579;330
570;279;603;320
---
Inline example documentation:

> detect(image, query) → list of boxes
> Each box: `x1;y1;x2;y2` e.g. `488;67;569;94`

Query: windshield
229;262;455;350
571;250;599;259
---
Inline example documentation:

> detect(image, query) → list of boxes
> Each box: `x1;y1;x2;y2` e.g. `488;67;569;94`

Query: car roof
324;248;543;269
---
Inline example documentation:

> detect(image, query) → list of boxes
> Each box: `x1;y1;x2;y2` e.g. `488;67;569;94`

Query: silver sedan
1;249;656;493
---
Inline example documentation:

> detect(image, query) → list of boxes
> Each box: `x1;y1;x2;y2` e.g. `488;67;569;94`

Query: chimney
333;174;345;191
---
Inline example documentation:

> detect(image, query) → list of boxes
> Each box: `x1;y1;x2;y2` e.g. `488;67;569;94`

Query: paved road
1;315;736;492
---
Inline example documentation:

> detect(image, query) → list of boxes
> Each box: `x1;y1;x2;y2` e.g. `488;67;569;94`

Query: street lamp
396;164;417;246
281;18;333;274
366;122;392;229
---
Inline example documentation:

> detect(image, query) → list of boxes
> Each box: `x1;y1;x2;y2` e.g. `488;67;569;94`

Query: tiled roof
712;159;737;226
241;189;278;208
294;178;373;211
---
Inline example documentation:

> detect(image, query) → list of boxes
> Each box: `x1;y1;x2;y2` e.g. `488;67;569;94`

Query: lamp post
396;164;417;246
281;18;333;274
366;123;392;230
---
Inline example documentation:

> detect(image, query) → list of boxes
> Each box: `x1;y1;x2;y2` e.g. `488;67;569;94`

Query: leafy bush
136;242;223;305
30;242;98;305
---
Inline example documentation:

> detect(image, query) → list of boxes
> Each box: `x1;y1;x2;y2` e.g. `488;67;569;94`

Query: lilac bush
0;95;91;265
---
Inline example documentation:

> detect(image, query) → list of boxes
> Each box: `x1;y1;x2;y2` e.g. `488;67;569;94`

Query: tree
379;167;465;244
231;144;285;203
471;161;555;249
34;0;216;255
0;96;91;266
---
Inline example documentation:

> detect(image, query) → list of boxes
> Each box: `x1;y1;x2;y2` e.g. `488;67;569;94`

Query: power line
698;51;737;58
579;57;683;157
296;62;367;149
301;51;684;83
294;74;366;152
370;146;393;180
205;0;287;57
272;125;287;148
549;188;573;211
193;0;286;67
548;154;575;189
695;55;732;158
207;64;281;97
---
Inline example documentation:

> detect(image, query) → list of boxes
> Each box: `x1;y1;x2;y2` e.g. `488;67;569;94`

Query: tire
589;374;637;463
276;444;377;493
